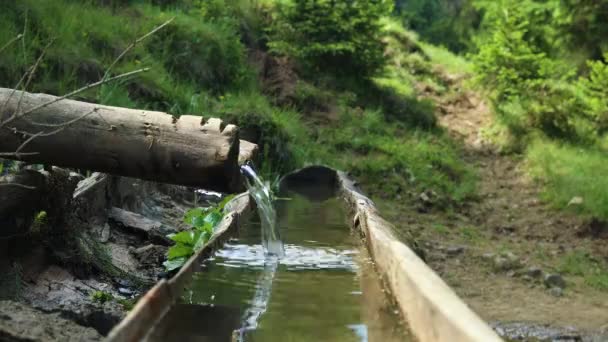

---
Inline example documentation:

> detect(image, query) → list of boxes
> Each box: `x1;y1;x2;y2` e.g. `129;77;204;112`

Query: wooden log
0;88;242;192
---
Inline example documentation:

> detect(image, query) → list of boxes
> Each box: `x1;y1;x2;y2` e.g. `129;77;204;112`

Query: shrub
268;0;392;79
150;17;248;93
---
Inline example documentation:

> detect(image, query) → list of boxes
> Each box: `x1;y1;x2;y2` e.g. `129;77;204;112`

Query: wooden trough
105;166;502;342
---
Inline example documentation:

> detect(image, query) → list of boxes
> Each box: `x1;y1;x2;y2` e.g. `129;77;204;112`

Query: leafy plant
163;195;235;271
268;0;392;79
91;290;113;304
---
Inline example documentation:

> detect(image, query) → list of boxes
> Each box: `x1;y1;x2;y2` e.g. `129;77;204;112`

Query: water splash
240;164;284;257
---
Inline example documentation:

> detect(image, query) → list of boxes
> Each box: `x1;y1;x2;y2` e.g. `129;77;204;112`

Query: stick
0;34;23;55
102;17;174;81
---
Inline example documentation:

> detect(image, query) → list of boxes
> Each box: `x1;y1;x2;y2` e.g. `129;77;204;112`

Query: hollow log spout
0;88;243;192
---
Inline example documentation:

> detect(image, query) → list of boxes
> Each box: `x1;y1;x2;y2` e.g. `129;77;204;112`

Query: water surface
147;189;411;341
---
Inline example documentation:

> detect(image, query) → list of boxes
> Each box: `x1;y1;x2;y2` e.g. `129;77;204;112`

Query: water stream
240;164;284;257
146;170;411;341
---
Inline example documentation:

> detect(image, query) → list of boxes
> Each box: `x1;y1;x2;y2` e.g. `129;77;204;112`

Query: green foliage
559;250;608;291
164;195;234;271
314;107;476;204
268;0;392;78
578;54;608;134
527;140;608;220
150;14;249;94
205;92;309;175
396;0;480;53
91;290;113;304
472;1;585;140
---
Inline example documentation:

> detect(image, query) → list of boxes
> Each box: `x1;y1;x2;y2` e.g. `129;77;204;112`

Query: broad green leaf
184;208;208;227
204;211;223;228
163;257;187;271
167;243;194;260
168;231;197;245
195;222;214;234
193;231;209;252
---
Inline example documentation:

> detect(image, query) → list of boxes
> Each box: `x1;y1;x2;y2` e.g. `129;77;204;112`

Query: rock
526;266;543;279
544;274;566;289
446;246;466;256
109;207;173;243
0;300;103;341
117;287;135;296
492;252;521;272
567;196;584;207
131;244;167;267
549;287;563;297
100;223;111;243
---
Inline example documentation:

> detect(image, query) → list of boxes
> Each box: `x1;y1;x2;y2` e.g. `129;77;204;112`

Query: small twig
0;183;36;190
0;152;38;157
0;34;23;55
0;70;29;118
102;17;174;81
1;68;149;127
15;39;55;117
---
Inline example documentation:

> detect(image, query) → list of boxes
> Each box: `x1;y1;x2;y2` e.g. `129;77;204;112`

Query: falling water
240;164;285;257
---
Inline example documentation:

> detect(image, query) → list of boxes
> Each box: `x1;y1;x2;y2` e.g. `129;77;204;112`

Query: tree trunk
0;88;243;192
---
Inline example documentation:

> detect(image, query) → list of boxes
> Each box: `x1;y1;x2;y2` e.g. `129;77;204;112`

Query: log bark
0;88;242;192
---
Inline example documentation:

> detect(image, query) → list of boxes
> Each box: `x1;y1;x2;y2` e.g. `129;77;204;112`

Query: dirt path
403;76;608;339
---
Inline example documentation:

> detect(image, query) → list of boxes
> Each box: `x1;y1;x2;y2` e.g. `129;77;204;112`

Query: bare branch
1;67;149;127
15;39;55;115
0;152;38;157
0;183;36;190
0;34;23;55
102;17;174;81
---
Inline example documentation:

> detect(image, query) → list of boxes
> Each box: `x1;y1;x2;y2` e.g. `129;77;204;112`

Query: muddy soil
0;173;205;341
383;71;608;341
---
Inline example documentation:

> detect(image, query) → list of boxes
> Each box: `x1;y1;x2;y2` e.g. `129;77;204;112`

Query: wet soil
382;71;608;340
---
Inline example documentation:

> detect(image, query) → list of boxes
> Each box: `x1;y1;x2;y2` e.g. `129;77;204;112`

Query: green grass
559;251;608;291
527;140;608;220
459;226;482;243
418;42;473;76
0;1;477;208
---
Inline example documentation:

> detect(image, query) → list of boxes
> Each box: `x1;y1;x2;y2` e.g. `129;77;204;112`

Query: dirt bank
383;71;608;341
0;169;206;341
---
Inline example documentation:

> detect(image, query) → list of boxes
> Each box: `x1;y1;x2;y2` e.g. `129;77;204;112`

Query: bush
150;16;248;93
472;1;582;139
578;54;608;134
268;0;392;79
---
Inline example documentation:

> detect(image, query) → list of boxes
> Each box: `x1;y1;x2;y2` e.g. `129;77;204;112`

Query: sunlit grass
526;139;608;220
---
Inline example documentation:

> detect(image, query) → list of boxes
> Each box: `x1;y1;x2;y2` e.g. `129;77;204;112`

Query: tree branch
102;17;174;81
0;34;23;55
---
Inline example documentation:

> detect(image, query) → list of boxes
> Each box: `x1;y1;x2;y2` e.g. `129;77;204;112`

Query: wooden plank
337;170;502;342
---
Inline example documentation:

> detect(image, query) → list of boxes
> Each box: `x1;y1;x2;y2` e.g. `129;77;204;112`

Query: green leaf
184;208;208;228
195;222;214;234
193;231;209;252
163;257;187;271
218;194;236;211
168;231;197;245
167;243;194;260
204;211;223;228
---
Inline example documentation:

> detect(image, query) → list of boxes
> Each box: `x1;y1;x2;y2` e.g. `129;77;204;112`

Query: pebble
446;246;466;256
526;266;543;279
544;274;566;289
549;287;563;297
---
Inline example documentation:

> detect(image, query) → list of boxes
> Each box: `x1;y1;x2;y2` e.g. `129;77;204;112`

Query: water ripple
214;243;359;271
